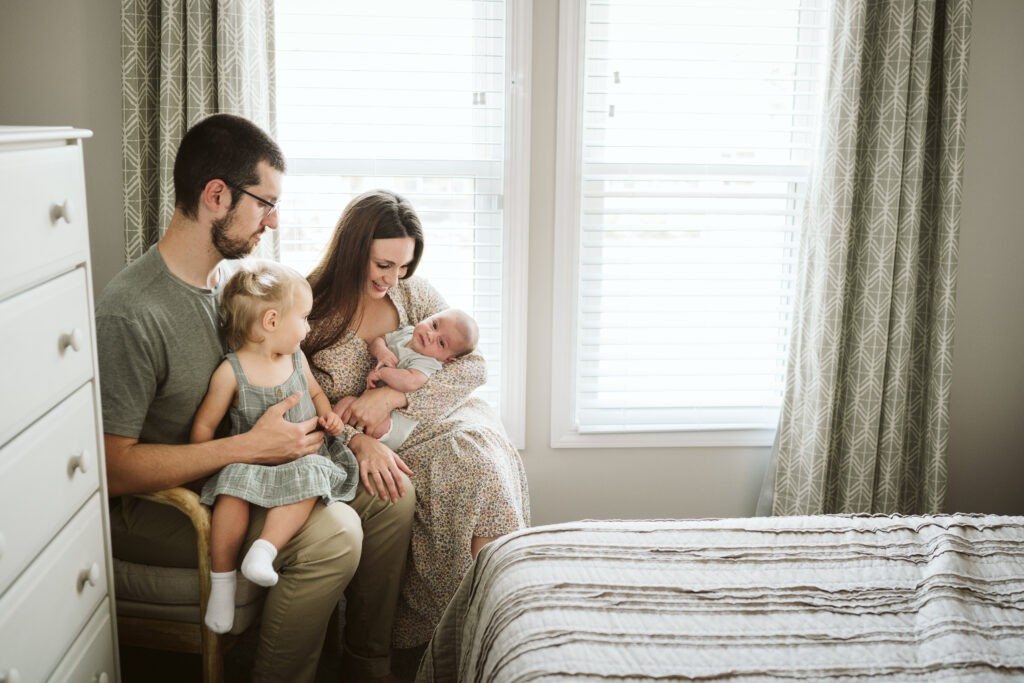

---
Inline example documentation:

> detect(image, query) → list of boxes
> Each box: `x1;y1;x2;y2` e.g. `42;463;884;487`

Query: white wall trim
502;0;533;449
550;0;585;448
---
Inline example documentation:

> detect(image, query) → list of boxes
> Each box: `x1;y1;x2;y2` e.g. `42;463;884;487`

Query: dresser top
0;125;93;146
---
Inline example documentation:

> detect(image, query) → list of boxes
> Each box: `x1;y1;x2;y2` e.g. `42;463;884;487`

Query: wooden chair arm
130;486;227;683
137;486;212;538
134;486;214;614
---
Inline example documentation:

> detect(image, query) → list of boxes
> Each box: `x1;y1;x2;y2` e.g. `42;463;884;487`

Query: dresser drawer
48;601;116;683
0;142;90;298
0;384;101;592
0;267;94;446
0;496;108;683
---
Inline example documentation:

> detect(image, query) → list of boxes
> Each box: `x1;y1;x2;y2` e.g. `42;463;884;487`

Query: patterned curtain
759;0;972;516
121;0;277;263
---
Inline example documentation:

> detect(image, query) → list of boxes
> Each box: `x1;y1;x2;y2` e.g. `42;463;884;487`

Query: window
274;0;530;445
552;0;830;447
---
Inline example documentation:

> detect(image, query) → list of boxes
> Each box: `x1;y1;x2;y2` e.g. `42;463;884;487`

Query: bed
417;514;1024;682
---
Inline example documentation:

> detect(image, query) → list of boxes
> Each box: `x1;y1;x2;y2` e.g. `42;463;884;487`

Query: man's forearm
104;432;256;496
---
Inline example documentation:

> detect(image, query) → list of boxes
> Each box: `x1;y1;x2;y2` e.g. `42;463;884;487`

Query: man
96;114;413;682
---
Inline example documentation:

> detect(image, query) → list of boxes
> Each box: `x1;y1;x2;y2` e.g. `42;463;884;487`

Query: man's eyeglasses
228;183;280;218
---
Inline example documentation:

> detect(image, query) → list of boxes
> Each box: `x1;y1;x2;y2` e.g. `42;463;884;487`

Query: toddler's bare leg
206;495;250;633
241;497;318;587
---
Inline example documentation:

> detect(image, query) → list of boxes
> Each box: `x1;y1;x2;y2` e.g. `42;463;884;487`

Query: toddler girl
190;260;358;634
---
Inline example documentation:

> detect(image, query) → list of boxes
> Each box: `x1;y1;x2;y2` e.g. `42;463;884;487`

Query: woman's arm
396;278;487;422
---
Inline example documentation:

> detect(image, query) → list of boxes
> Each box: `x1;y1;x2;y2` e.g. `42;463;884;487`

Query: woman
303;189;530;649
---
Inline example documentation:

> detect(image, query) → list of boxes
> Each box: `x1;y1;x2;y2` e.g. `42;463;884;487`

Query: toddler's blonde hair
220;260;310;351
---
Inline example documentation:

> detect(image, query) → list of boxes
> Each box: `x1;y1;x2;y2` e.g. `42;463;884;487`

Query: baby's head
410;308;479;362
220;260;311;351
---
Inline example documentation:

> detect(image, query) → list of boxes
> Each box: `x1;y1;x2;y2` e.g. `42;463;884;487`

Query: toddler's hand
319;412;344;436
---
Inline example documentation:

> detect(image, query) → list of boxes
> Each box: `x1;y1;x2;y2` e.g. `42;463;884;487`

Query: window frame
550;0;814;449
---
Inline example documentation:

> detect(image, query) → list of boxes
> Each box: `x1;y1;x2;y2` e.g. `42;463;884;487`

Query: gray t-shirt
95;244;237;445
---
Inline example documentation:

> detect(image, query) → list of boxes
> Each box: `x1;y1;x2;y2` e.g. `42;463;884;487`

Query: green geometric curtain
121;0;277;263
760;0;973;516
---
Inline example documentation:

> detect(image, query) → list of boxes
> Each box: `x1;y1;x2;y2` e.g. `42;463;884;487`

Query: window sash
552;0;829;447
274;1;530;446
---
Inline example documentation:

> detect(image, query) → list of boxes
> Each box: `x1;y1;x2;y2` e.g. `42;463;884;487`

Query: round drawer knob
51;198;75;224
60;328;84;353
1;668;22;683
95;672;110;683
78;562;101;590
69;450;90;475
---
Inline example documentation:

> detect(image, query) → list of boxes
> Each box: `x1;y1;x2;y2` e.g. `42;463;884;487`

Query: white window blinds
274;0;518;420
553;0;830;443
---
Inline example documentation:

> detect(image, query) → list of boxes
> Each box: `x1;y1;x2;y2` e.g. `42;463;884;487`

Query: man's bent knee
282;501;363;579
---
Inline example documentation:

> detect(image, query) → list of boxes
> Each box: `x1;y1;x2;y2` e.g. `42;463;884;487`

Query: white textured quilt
417;514;1024;682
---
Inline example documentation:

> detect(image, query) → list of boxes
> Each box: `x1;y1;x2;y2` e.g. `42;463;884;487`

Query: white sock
204;570;237;634
241;538;279;587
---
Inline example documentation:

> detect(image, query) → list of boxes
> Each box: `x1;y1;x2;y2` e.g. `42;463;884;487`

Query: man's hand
247;392;324;463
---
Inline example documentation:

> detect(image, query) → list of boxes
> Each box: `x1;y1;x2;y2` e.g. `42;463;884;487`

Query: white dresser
0;127;120;682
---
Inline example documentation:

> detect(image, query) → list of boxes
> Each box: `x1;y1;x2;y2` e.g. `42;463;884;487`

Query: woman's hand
338;386;407;432
349;433;414;502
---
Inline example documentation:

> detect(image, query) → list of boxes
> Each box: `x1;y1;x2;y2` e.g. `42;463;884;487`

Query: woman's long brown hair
303;189;425;372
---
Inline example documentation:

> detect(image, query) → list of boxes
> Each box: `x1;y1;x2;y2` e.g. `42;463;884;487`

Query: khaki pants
111;478;414;681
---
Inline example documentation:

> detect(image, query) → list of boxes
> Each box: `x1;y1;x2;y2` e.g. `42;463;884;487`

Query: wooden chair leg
137;487;224;683
201;626;225;683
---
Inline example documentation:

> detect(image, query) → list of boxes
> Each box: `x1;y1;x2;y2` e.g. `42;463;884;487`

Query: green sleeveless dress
200;351;358;507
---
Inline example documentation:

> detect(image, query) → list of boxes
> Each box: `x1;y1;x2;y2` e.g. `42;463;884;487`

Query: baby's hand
375;350;399;369
319;412;344;436
367;369;382;388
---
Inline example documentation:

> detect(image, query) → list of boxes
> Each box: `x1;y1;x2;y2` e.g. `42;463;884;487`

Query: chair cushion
113;558;266;606
116;598;264;636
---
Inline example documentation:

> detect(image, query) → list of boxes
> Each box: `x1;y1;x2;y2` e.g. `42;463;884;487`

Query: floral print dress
310;276;531;648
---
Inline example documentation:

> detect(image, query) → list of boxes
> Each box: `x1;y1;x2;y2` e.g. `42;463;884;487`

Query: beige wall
0;0;124;291
1;1;1019;524
945;0;1024;516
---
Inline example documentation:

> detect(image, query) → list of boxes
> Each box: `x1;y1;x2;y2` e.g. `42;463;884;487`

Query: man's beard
211;207;256;260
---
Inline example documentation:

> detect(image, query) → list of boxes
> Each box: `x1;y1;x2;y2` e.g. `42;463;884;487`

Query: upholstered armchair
112;487;265;683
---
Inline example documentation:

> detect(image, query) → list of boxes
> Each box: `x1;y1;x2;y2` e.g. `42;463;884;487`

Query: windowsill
550;426;777;449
